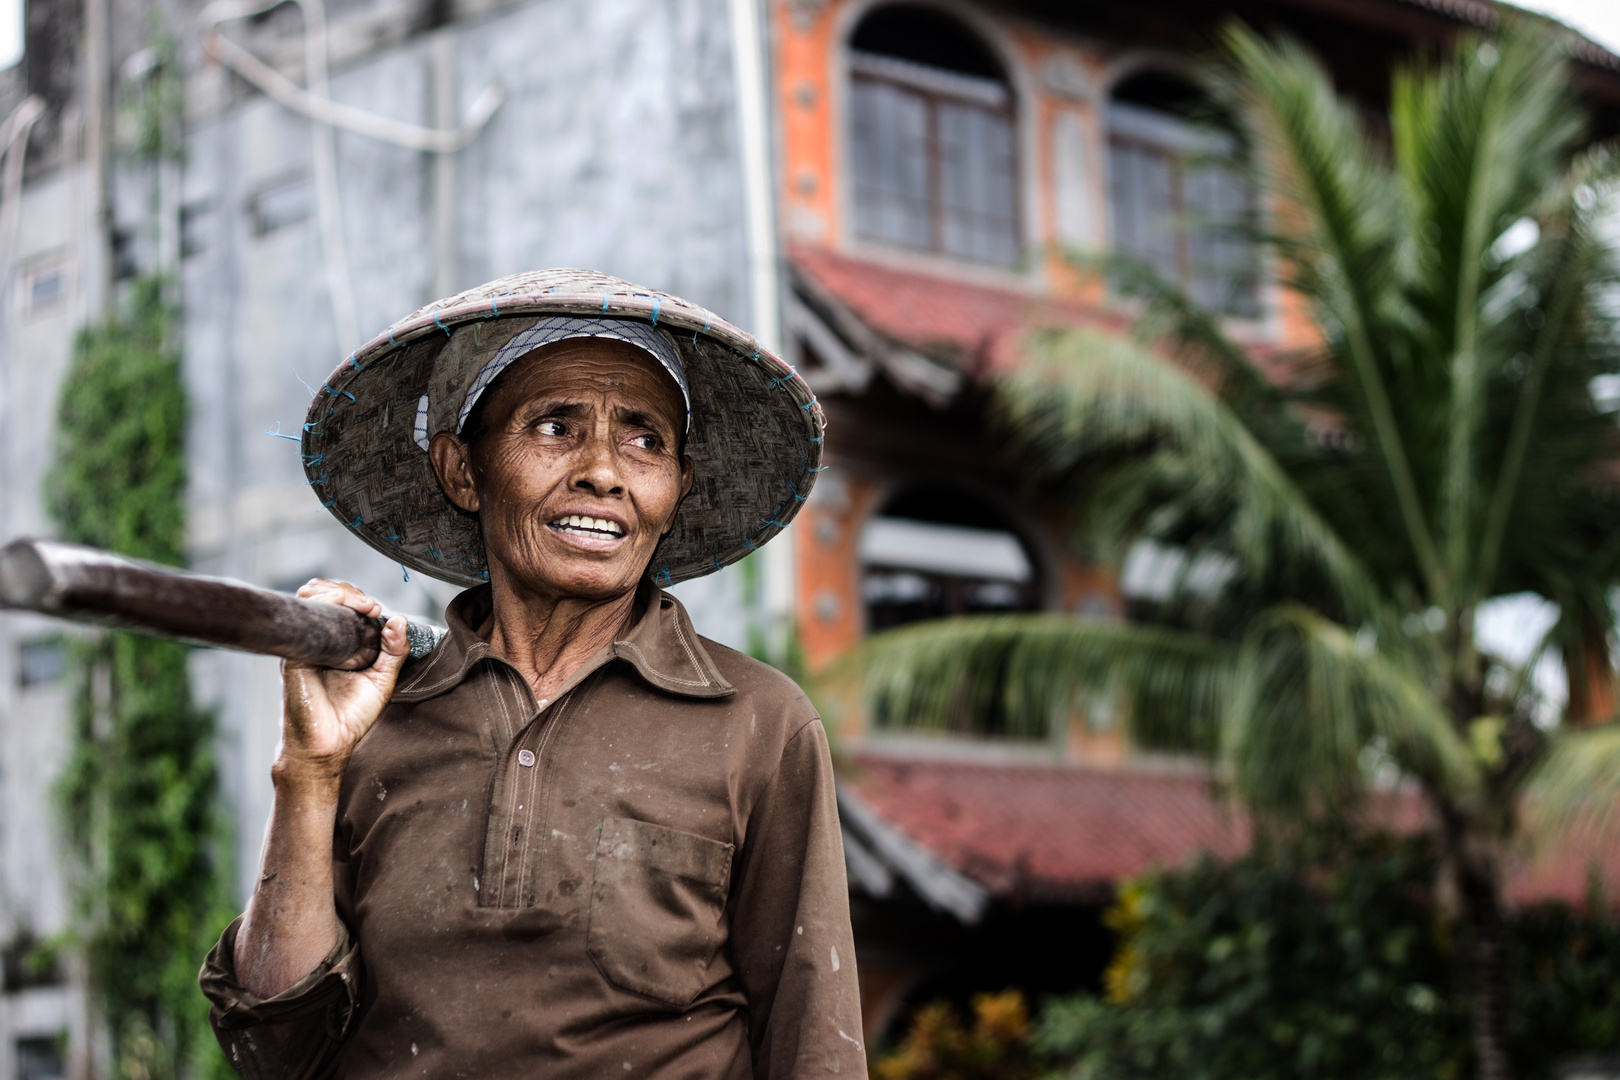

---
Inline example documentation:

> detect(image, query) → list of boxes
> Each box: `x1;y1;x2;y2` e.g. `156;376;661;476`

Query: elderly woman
200;272;864;1079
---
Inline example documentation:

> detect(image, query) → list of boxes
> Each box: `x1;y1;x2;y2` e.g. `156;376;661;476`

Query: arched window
858;484;1039;633
1107;71;1257;316
848;5;1020;265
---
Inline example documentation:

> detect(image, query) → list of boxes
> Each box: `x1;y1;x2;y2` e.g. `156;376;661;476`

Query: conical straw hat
301;269;825;588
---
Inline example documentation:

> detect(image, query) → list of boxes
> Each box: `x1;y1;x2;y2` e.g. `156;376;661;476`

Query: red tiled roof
841;751;1249;902
841;750;1620;909
792;246;1119;376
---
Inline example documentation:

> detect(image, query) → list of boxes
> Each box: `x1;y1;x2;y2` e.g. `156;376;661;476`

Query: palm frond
1525;724;1620;841
848;613;1233;748
1226;604;1481;819
1004;326;1383;622
1219;24;1446;597
1391;29;1582;594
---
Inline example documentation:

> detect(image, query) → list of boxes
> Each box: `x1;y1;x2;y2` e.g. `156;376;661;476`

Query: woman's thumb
369;614;411;687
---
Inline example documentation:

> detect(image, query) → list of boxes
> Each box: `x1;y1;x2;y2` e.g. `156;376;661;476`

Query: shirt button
517;749;536;767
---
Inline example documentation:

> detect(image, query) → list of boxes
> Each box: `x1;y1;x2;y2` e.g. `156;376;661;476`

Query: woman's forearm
233;770;346;998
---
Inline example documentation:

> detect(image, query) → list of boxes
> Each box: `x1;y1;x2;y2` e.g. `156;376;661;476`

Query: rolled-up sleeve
729;717;867;1078
199;916;363;1080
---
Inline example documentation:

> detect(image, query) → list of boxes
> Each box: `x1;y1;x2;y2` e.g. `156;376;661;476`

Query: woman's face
429;337;692;606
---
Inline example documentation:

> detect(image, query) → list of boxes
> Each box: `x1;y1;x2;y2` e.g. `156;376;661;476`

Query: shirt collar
392;582;735;703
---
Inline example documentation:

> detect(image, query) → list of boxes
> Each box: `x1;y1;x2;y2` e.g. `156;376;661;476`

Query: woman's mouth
548;514;626;541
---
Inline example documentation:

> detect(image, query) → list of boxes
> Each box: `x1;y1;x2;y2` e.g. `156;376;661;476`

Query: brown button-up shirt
200;585;865;1079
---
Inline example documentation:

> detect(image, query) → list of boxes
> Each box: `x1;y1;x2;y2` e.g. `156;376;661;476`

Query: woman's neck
485;579;640;706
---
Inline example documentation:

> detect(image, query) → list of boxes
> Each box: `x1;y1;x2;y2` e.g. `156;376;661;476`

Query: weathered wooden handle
0;538;444;669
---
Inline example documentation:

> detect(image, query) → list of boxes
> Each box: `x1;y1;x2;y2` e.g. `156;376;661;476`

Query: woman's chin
499;556;644;604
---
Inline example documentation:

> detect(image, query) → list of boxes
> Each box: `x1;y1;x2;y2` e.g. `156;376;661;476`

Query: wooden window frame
849;51;1021;265
1107;101;1258;317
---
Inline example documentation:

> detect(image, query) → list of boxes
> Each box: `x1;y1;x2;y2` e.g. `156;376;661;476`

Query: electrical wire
197;0;504;348
0;95;46;304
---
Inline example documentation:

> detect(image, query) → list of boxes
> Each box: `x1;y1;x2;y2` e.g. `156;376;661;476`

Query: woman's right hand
275;578;411;788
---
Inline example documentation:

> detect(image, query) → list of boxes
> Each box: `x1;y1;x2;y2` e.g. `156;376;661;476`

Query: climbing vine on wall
49;278;234;1080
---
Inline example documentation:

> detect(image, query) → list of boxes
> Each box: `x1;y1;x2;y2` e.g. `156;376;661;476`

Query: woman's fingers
297;577;383;619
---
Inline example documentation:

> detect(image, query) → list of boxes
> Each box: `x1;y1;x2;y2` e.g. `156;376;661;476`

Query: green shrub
1028;834;1620;1080
50;276;235;1080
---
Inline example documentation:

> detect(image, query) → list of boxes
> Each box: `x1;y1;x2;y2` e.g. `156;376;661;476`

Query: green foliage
1507;898;1620;1077
1034;836;1471;1080
873;990;1040;1080
49;277;235;1080
1033;841;1620;1080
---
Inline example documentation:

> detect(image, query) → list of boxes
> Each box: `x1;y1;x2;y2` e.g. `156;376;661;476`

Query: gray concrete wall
178;0;766;903
0;160;94;1080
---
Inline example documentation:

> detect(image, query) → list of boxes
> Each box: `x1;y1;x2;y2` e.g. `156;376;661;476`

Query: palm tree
854;25;1620;1080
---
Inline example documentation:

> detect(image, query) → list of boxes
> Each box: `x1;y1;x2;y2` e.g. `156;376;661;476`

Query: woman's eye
629;433;659;451
536;420;568;436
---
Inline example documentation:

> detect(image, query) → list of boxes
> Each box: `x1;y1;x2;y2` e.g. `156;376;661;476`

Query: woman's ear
429;432;481;513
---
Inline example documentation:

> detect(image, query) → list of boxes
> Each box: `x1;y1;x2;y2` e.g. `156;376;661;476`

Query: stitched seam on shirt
395;639;451;692
487;669;522;908
517;685;573;908
509;668;537;907
670;618;712;685
400;645;484;696
615;640;711;688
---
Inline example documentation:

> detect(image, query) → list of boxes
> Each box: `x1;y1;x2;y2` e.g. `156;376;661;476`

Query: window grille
850;51;1019;265
1108;100;1258;316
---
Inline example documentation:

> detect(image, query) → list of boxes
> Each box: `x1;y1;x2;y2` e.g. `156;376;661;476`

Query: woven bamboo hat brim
301;269;825;588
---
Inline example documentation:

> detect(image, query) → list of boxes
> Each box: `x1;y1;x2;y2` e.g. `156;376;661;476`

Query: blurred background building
0;0;1619;1075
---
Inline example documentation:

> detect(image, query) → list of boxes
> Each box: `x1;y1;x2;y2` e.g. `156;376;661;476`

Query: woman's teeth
551;515;625;538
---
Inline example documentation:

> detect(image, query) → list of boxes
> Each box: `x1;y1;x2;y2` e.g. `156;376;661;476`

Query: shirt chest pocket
586;817;734;1008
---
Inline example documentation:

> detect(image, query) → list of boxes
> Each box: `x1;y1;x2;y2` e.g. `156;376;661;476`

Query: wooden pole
0;538;443;668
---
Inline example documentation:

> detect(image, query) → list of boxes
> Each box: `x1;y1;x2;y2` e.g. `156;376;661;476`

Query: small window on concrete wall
1107;70;1257;316
859;484;1039;633
17;1036;66;1080
848;5;1019;265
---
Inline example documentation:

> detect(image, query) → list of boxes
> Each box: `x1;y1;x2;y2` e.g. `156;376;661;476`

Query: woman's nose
570;425;624;495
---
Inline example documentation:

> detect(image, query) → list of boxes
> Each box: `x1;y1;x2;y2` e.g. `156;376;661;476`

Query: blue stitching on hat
401;564;411;582
348;515;363;528
322;384;356;403
714;555;722;571
769;365;798;390
657;567;673;586
433;310;450;335
265;423;300;442
788;481;808;501
800;394;818;410
649;297;662;326
425;549;440;562
306;472;328;485
320;497;337;508
601;293;612;313
481;570;489;581
388;330;399;347
745;537;759;550
348;352;365;371
301;452;324;466
388;534;401;542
